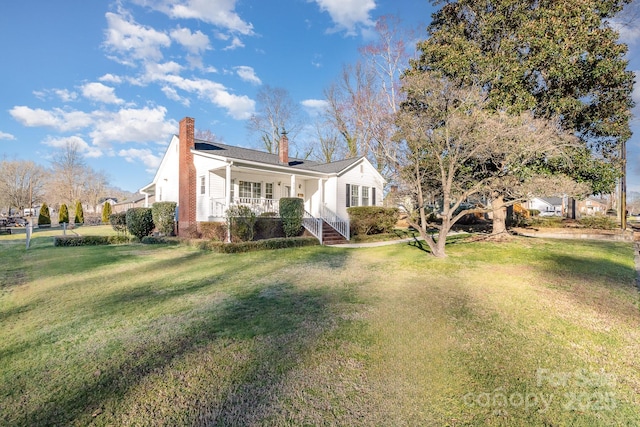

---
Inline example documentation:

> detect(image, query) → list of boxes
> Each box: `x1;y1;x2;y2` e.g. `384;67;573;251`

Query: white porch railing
319;205;350;241
210;198;279;218
235;198;278;216
302;210;323;244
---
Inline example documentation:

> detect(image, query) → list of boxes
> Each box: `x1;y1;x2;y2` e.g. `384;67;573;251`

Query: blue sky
1;0;639;195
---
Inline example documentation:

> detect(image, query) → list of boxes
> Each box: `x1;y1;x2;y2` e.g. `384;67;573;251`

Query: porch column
225;162;232;207
225;162;232;243
290;174;296;197
318;178;324;216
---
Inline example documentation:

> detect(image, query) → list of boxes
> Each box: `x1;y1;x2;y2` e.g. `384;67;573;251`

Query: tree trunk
491;195;507;235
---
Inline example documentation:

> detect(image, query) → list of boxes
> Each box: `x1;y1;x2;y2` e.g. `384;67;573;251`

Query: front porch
207;197;350;243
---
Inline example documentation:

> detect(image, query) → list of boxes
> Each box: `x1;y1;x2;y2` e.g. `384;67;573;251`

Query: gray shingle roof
194;139;361;174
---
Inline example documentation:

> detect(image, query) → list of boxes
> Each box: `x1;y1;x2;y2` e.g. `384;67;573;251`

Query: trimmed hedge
348;206;399;236
59;204;69;224
152;201;177;235
126;207;154;240
74;200;84;224
102;201;112;224
38;202;51;226
140;236;180;245
197;237;319;253
53;235;132;246
280;198;304;237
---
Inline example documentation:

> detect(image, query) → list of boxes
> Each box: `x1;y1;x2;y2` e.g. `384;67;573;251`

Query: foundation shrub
348;206;399;236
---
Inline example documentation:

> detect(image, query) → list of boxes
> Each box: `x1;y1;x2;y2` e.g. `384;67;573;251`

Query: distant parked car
10;217;27;227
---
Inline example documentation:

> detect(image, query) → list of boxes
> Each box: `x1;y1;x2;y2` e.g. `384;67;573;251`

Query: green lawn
1;233;639;426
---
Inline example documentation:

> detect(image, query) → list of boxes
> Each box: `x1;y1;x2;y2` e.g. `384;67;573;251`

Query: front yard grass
0;235;638;425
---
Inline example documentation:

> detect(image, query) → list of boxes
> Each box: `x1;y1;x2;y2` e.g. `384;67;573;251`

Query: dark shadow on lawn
8;247;351;426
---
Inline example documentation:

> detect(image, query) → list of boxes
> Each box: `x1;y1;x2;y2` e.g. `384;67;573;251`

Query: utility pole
621;139;627;230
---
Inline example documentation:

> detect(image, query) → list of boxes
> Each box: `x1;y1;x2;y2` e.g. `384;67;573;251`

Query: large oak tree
414;0;635;231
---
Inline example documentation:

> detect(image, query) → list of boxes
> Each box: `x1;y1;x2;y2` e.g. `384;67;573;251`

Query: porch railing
210;198;278;218
235;198;278;216
302;210;323;244
319;204;350;241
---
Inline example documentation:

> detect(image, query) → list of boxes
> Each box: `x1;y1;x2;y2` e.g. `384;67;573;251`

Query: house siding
335;160;384;218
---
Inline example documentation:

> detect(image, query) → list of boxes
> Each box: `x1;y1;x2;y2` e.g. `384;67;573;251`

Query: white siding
152;136;180;203
336;159;384;218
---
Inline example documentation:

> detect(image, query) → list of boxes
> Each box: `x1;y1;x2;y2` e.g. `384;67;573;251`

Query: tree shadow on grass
7;249;349;426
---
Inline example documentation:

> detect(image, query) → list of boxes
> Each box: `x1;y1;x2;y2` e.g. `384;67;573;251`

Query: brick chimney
279;130;289;164
178;117;196;236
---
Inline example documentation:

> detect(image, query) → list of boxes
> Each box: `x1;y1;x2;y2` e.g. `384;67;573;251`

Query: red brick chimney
178;117;196;236
279;130;289;164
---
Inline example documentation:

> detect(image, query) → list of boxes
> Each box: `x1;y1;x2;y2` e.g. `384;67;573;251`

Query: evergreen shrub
109;212;127;234
59;204;69;224
152;201;177;235
74;200;84;224
38;203;51;226
279;198;304;238
348;206;399;235
126;207;155;240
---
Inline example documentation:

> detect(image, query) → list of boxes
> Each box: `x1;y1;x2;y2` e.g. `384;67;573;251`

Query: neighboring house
139;117;385;242
113;195;154;214
576;197;608;216
526;197;563;216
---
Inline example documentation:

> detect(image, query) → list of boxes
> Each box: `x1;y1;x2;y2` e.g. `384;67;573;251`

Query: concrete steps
322;221;347;245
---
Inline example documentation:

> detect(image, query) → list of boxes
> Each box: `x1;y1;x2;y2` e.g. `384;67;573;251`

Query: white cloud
118;148;163;173
313;0;376;35
10;106;93;131
89;106;178;147
99;73;123;84
301;99;329;116
0;131;16;140
235;66;261;85
54;89;78;102
165;0;254;35
103;11;171;64
81;82;124;104
42;135;103;158
223;36;244;50
161;86;191;106
170;27;210;54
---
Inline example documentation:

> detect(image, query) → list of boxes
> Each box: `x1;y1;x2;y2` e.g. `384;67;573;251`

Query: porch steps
322;221;347;245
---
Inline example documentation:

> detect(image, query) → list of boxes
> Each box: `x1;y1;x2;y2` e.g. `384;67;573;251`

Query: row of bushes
108;202;177;240
53;235;133;246
196;237;319;253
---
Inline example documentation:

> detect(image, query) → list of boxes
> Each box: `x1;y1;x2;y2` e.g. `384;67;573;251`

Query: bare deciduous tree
0;160;47;214
396;72;579;257
247;85;303;154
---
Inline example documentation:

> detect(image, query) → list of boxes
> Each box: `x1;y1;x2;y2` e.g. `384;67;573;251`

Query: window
350;185;359;207
239;181;262;199
200;176;206;194
265;182;273;199
362;186;369;206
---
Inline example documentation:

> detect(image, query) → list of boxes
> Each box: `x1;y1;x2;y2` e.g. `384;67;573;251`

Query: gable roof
193;139;362;174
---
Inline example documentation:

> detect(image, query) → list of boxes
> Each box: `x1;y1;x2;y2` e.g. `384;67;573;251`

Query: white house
527;197;564;216
139;117;385;242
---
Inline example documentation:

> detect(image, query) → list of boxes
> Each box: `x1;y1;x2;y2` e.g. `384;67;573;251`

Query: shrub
197;237;319;253
109;212;127;234
59;204;69;224
179;224;202;239
200;221;227;240
279;198;304;238
53;235;133;246
152;201;177;235
38;203;51;226
74;200;84;224
348;206;399;236
126;207;155;240
140;236;180;245
578;215;618;230
101;201;112;224
226;205;257;242
528;209;540;217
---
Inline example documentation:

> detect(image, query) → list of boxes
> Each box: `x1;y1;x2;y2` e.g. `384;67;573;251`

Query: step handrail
318;205;350;240
302;210;323;244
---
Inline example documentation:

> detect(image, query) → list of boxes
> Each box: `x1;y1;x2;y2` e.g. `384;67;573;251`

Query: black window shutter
372;187;376;205
346;184;351;208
